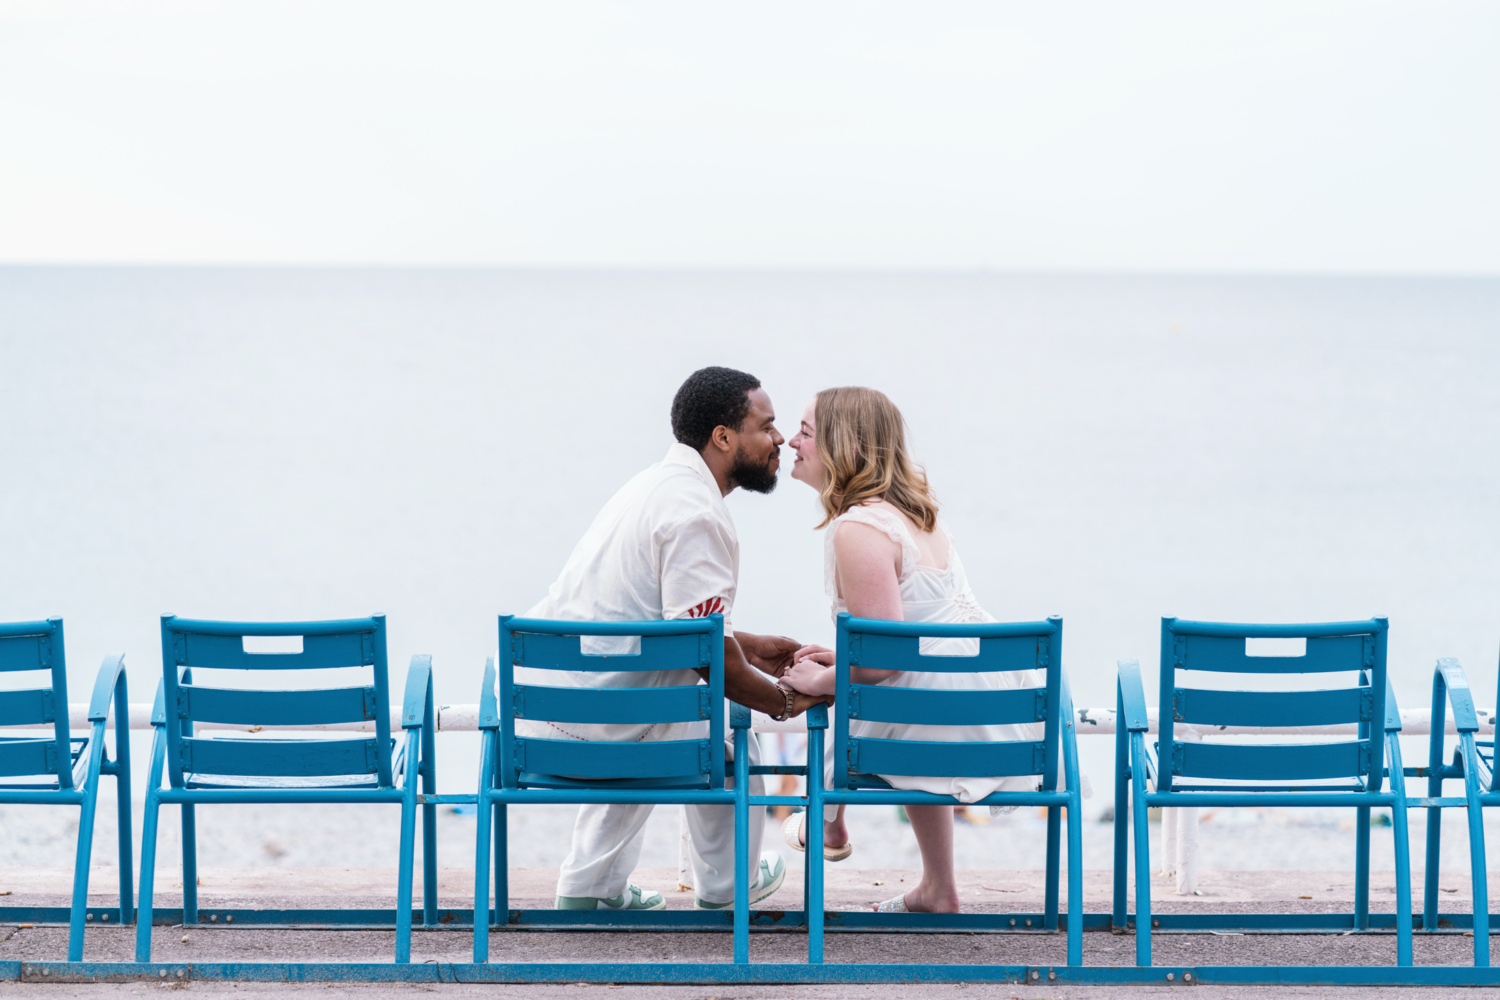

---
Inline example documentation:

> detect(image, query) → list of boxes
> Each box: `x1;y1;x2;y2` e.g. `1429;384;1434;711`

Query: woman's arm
833;520;904;684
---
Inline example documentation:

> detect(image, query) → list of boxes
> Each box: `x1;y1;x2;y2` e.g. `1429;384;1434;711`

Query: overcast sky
1;2;1495;271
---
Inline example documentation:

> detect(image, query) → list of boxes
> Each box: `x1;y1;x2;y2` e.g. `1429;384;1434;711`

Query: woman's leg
773;774;798;820
798;803;850;849
901;805;960;912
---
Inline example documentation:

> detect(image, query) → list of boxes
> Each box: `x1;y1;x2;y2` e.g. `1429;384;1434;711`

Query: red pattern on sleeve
684;597;726;619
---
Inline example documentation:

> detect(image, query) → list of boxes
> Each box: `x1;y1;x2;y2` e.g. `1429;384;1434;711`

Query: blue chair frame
1418;656;1495;965
816;612;1083;966
1114;617;1412;967
0;618;133;960
473;614;760;963
134;615;436;963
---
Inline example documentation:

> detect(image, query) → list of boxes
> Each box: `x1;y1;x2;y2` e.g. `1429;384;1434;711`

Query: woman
779;386;1042;914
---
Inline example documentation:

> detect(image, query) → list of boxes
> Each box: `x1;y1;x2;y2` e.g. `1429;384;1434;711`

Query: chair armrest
805;702;829;730
150;680;167;726
1384;676;1403;733
87;654;128;723
1116;659;1150;732
401;654;433;730
1435;658;1480;733
730;702;751;729
478;656;499;730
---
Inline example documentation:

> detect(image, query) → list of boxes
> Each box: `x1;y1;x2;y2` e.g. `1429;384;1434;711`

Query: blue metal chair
0;618;133;960
815;613;1083;966
1419;656;1494;965
473;613;757;963
134;615;436;963
1113;617;1412;967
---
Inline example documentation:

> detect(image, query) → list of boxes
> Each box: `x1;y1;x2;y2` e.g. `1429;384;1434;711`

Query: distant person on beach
514;366;829;913
777;386;1044;914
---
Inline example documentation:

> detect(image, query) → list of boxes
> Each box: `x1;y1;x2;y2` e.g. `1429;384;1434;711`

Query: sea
2;267;1499;873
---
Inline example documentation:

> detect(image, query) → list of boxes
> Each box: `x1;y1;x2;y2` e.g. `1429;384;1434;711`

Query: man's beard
729;446;779;494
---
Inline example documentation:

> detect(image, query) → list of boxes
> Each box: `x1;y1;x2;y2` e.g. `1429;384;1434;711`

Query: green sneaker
555;883;666;911
694;852;786;910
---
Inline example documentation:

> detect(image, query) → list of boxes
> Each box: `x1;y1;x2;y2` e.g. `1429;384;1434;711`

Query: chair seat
184;772;387;790
516;771;712;791
1165;781;1371;794
847;773;894;790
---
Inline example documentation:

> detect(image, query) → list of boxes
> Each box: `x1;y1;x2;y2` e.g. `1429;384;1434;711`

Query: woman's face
788;399;827;489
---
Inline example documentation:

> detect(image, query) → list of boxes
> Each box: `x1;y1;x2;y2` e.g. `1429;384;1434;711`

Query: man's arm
697;635;826;718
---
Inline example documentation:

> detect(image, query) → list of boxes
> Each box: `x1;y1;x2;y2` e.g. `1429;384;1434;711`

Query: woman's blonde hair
813;386;938;531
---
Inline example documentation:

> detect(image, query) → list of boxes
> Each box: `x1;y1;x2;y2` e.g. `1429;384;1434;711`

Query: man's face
727;388;784;494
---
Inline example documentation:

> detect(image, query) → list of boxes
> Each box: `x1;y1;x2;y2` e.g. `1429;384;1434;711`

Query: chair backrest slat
160;615;392;789
848;684;1044;726
175;629;373;670
0;619;71;786
183;686;377;727
180;736;381;777
0;738;58;777
1174;686;1370;728
1158;616;1388;793
499;614;725;790
1174;633;1369;673
834;613;1063;792
515;684;709;725
517;736;708;781
0;635;49;672
851;736;1043;778
0;689;56;727
1176;739;1369;781
854;632;1046;674
513;631;707;673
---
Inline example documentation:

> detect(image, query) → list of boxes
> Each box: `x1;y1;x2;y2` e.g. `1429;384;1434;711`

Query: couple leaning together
516;366;1040;916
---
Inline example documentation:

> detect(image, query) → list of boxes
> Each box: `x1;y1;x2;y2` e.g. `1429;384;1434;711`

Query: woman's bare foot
897;881;960;913
796;813;850;850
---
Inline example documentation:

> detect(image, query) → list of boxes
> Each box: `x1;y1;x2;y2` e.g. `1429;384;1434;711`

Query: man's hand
735;631;803;677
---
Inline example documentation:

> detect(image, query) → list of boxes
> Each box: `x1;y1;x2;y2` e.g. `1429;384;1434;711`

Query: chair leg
495;803;508;932
68;782;101;961
1044;804;1061;930
473;791;492;964
396;793;417;963
113;689;135;927
1386;731;1415;967
181;803;198;926
1130;736;1152;967
807;726;825;965
1354;805;1371;930
1423;801;1443;929
1112;708;1129;931
1112;784;1129;931
1066;791;1083;967
135;791;162;963
732;728;749;966
1466;795;1490;966
420;734;438;928
421;799;438;928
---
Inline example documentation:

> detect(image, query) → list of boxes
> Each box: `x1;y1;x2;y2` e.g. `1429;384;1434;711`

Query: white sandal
781;812;853;862
873;894;909;913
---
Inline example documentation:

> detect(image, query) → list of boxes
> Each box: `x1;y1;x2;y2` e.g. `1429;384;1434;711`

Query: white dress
825;505;1044;805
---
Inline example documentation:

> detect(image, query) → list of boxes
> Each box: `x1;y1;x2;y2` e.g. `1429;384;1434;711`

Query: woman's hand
792;644;833;665
783;656;836;697
789;690;832;717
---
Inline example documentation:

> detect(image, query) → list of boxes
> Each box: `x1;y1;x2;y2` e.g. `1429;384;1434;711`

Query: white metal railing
7;704;1493;897
7;703;1493;736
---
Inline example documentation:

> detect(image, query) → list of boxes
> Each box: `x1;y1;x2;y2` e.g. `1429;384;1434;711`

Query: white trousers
555;732;765;905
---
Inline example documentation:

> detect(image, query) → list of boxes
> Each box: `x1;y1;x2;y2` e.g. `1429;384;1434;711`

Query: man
516;366;826;912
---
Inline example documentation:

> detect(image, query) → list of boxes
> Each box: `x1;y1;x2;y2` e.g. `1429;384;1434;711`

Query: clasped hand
783;645;837;698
